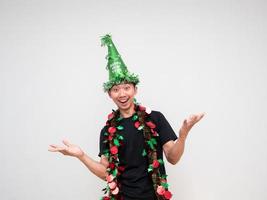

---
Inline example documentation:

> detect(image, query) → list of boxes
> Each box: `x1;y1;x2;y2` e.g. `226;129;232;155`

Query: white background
1;0;267;199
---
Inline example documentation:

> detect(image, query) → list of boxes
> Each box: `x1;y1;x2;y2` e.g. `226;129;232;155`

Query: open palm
48;139;84;158
179;112;205;139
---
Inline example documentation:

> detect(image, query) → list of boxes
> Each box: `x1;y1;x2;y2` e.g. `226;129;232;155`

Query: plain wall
1;0;267;199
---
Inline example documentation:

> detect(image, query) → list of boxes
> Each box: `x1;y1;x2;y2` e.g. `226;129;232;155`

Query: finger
48;146;58;152
49;144;65;150
196;112;205;121
49;144;59;148
187;115;195;123
48;145;65;152
62;139;71;147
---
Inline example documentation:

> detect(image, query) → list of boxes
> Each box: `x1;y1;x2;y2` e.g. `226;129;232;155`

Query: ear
108;91;112;98
134;86;138;95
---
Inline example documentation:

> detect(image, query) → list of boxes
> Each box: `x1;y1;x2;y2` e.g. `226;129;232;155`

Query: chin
117;101;134;111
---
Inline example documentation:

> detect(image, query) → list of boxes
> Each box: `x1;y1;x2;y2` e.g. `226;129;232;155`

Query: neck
119;102;135;118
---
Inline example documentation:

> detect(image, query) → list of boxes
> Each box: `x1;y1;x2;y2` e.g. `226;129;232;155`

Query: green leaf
151;138;157;144
132;115;138;121
114;139;120;146
161;174;168;179
112;168;118;177
147;165;153;172
142;149;147;156
118;135;124;140
104;132;108;136
158;159;164;164
103;149;109;153
147;141;154;149
161;182;169;188
116;117;123;121
117;125;124;130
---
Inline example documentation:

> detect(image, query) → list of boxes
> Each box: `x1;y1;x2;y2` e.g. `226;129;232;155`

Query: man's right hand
48;139;84;159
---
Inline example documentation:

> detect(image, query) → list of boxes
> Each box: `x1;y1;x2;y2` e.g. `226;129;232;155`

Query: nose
118;89;126;97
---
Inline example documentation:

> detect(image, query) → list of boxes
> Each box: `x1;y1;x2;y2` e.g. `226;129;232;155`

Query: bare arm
78;154;108;181
163;137;186;165
48;139;108;181
163;112;205;165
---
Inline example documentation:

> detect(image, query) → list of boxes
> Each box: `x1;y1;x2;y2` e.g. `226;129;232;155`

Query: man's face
108;83;137;111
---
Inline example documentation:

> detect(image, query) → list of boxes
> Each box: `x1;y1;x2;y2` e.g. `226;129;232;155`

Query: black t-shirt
98;111;178;200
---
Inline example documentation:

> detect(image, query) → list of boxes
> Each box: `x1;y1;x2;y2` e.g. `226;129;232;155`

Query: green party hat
101;34;139;92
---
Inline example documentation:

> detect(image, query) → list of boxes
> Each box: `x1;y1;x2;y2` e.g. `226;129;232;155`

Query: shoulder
149;110;166;123
100;125;108;136
150;110;164;119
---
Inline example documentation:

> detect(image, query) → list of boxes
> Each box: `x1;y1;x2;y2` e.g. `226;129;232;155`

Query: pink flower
111;186;119;195
139;105;146;111
157;185;165;195
164;190;172;199
106;174;114;183
108;181;117;190
108;112;114;120
110;146;118;155
134;121;140;128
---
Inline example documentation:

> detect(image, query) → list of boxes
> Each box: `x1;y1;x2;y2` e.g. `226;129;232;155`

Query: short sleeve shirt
98;111;178;199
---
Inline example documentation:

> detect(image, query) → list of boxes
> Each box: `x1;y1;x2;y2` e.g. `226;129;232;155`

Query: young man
48;34;204;200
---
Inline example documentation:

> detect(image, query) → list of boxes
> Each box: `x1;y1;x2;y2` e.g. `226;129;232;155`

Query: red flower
108;135;113;141
157;185;165;195
134;121;140;128
139;105;146;111
164;190;172;199
151;129;158;136
118;165;125;172
108;112;114;120
109;163;115;169
146;121;156;129
103;197;110;200
108;126;116;134
110;146;118;154
152;160;160;168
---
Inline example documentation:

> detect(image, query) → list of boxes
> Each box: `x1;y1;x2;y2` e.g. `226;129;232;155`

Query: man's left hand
179;112;205;140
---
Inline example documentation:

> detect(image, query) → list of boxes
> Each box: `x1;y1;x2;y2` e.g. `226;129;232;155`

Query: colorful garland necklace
101;104;173;200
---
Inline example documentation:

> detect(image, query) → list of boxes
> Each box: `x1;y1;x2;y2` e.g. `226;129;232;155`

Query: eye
124;85;131;90
112;88;118;92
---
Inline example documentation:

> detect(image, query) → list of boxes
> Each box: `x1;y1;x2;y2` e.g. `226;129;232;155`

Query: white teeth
119;99;128;103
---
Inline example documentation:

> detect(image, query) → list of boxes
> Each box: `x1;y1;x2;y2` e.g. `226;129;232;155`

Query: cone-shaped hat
101;34;139;92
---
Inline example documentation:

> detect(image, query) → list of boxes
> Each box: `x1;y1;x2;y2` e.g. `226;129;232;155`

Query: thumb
62;139;71;147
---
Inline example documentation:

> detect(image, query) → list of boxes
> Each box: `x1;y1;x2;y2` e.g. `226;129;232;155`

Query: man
48;34;204;200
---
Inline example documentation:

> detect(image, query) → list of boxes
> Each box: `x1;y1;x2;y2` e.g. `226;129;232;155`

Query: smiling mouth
118;99;129;104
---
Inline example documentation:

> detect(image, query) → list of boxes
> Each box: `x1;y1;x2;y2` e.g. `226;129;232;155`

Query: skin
48;82;205;181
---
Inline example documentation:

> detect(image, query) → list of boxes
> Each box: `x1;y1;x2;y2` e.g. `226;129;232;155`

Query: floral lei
101;103;173;200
